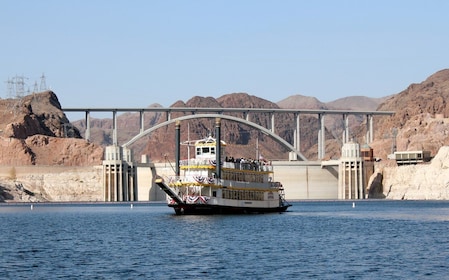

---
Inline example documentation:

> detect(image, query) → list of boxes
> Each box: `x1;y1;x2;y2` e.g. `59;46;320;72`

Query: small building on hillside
394;150;432;166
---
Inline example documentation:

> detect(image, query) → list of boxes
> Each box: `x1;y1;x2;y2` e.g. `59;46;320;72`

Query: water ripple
1;201;448;279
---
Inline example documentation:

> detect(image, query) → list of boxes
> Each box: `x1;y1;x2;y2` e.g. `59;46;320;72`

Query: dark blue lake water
1;200;448;279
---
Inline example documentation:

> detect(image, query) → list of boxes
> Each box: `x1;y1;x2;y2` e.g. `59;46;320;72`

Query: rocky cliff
0;91;104;166
365;69;449;199
370;69;449;159
1;91;79;139
368;146;449;200
0;166;103;202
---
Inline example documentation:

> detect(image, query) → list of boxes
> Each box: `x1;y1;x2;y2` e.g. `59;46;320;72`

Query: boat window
196;147;201;155
211;147;215;154
202;147;210;154
212;191;216;197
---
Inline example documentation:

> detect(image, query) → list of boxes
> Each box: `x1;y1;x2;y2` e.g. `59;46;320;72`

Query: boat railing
223;161;273;172
180;158;273;172
179;158;214;167
167;175;217;185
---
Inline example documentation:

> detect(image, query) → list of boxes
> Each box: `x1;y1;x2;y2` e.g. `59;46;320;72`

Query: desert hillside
368;69;449;159
0;91;103;166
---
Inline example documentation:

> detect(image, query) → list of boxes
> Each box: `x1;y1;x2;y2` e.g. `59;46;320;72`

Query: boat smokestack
175;120;180;177
215;118;221;179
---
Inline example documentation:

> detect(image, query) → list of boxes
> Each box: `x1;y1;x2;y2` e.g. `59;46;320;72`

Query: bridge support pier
294;113;300;151
112;110;118;145
318;114;325;160
343;113;349;143
140;110;145;134
366;114;373;144
85;111;91;142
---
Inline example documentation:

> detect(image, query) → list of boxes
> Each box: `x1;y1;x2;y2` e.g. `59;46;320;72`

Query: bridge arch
123;113;307;160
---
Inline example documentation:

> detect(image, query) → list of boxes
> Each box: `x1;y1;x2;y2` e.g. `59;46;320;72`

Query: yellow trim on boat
222;167;272;174
180;165;215;170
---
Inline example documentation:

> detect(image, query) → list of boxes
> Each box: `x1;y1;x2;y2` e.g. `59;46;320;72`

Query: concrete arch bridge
63;107;395;161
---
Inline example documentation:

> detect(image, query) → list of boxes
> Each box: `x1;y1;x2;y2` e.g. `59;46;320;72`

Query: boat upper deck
179;158;273;173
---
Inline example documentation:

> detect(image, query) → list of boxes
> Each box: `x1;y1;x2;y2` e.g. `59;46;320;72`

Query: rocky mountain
326;96;389;111
368;69;449;159
277;94;327;110
0;91;78;139
0;91;103;166
276;94;388;111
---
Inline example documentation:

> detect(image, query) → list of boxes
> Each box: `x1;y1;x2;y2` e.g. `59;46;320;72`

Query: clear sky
1;0;448;114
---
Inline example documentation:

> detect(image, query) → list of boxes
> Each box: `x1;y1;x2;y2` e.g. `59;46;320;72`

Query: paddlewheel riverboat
155;119;291;215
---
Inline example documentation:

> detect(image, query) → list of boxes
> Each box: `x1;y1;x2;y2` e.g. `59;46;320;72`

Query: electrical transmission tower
33;81;39;93
40;73;47;91
13;75;27;98
4;73;45;97
5;78;14;97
